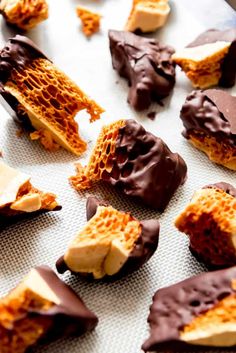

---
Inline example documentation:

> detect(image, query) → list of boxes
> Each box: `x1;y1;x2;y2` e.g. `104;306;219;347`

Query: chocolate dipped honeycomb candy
173;28;236;89
56;196;160;279
175;182;236;269
0;0;48;30
76;6;101;37
142;266;236;351
180;89;236;170
0;35;103;156
0;265;98;353
109;30;175;111
0;159;61;226
125;0;170;33
70;119;187;211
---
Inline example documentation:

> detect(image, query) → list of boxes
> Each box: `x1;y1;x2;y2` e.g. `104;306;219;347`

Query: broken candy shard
180;89;236;170
56;196;160;279
173;28;236;89
125;0;170;33
0;265;98;353
69;119;187;211
0;0;49;30
76;6;101;37
0;159;61;226
108;30;176;111
142;266;236;352
0;35;104;156
175;182;236;269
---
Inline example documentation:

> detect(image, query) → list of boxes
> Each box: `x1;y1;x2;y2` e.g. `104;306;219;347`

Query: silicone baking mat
0;1;235;352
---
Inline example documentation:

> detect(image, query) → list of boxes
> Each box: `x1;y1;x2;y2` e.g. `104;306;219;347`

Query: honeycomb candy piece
0;0;48;30
0;265;98;353
175;183;236;269
180;89;236;170
70;119;187;211
109;30;176;111
69;119;125;190
142;267;236;351
0;35;104;156
173;28;236;89
56;196;160;279
189;133;236;170
125;0;170;33
0;159;61;226
76;6;101;37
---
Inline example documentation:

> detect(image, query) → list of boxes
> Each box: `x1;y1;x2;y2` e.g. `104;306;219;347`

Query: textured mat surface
0;1;235;352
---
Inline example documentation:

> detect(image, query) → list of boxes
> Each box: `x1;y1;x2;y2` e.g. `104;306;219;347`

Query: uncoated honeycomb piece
188;132;236;171
0;0;49;30
0;159;61;225
125;0;170;33
175;184;236;268
69;119;125;190
76;6;101;37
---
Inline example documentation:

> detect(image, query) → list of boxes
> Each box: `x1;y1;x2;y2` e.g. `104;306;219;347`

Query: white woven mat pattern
0;1;235;352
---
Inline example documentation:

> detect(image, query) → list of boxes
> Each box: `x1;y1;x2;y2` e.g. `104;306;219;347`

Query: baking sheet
0;1;235;352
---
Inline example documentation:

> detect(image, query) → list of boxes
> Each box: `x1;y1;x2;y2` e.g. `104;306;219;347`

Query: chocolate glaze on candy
86;196;109;220
187;28;236;87
204;182;236;198
30;266;98;341
108;30;176;111
0;206;61;230
0;35;48;84
102;119;187;211
57;196;160;279
180;90;236;146
142;266;236;352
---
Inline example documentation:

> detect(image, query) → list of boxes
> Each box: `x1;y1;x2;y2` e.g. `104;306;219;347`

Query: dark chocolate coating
118;219;159;278
180;90;236;146
30;266;98;340
142;266;236;352
187;28;236;87
205;89;236;134
56;197;160;279
108;30;176;111
204;182;236;198
0;35;48;130
0;206;61;231
86;196;109;220
0;35;47;84
102;119;187;211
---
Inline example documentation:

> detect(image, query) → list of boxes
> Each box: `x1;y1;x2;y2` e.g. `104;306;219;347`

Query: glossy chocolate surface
86;196;109;220
187;28;236;87
0;35;47;84
31;266;98;340
0;206;61;231
102;119;187;211
180;90;236;146
57;197;160;279
142;267;236;352
109;30;175;111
